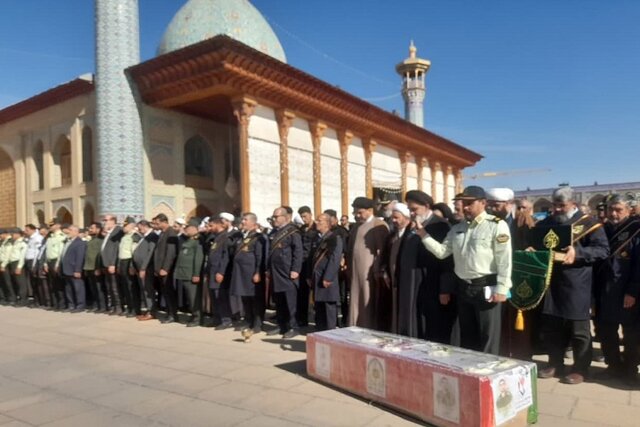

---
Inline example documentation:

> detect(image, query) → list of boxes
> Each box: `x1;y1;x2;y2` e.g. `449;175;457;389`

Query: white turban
219;212;234;222
174;217;186;226
393;202;411;218
486;188;514;202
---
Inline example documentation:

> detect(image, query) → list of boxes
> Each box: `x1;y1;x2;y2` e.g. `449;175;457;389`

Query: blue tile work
95;0;145;216
157;0;287;62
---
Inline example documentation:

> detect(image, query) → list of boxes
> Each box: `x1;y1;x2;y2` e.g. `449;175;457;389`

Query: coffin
306;327;537;426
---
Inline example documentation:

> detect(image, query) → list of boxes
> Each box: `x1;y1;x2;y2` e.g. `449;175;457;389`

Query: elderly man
101;214;124;315
347;197;390;330
404;190;454;342
59;225;87;311
266;206;303;338
536;187;609;384
417;186;512;355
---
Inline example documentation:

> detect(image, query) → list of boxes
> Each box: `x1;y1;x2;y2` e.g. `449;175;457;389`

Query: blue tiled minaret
95;0;144;217
396;41;431;127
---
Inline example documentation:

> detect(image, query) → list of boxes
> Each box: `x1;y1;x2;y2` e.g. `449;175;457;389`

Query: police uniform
0;232;15;303
310;230;343;331
46;228;67;309
421;186;512;355
229;229;266;331
267;222;303;335
117;218;140;316
7;232;28;305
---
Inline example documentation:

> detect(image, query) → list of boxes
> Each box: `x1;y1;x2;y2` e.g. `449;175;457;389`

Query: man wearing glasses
416;186;512;355
266;207;303;338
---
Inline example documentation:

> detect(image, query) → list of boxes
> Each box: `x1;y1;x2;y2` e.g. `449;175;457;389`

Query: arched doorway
83;204;95;227
56;207;73;225
53;135;71;187
0;148;16;226
187;204;212;221
35;209;45;226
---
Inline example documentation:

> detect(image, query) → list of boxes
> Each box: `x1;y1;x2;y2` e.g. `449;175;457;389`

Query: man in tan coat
347;197;390;330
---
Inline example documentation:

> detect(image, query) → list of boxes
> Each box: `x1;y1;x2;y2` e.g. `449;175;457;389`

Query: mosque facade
0;0;481;227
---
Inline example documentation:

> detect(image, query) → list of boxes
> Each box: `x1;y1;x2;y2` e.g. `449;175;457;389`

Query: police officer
118;217;140;317
416;186;513;355
230;212;266;335
0;229;15;304
45;219;67;310
310;213;343;331
175;219;204;327
593;194;640;384
266;206;303;338
8;228;28;305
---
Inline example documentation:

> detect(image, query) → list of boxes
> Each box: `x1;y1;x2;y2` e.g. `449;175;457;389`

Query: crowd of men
0;185;638;386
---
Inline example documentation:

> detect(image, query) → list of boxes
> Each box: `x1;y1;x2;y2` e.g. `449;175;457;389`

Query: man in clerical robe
347;197;389;330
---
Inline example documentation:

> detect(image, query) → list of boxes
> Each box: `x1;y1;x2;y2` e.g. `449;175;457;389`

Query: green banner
509;250;553;311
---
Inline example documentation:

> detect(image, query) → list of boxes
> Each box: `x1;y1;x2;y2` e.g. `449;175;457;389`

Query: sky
1;0;639;192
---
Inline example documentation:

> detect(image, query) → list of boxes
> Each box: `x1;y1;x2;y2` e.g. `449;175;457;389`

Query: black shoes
161;316;176;324
186;321;200;328
283;328;299;339
266;327;282;336
215;321;232;330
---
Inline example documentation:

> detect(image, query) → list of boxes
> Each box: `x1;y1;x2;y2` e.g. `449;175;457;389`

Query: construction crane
464;168;551;180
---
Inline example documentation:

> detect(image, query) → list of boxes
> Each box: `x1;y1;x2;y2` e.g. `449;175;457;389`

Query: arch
0;148;16;226
82;126;93;182
533;198;552;214
56;206;73;225
83;203;95;226
52;135;71;187
35;209;45;226
152;201;175;223
187;204;212;221
184;135;213;189
33;139;44;190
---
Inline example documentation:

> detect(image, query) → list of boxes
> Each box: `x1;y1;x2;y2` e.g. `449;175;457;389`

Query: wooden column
454;167;463;195
400;151;410;197
275;109;295;206
337;129;353;216
444;165;453;203
363;138;376;199
309;120;326;215
431;161;440;202
417;156;426;192
231;96;256;213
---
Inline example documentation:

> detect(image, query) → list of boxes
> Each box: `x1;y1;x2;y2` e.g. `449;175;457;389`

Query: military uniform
422;210;512;355
230;230;266;331
0;234;15;303
84;235;106;311
175;233;204;325
46;230;66;309
208;228;241;326
117;230;140;316
8;235;28;305
310;230;343;331
267;223;303;334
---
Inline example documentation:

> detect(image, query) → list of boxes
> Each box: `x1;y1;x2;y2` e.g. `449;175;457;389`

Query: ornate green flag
509;250;554;330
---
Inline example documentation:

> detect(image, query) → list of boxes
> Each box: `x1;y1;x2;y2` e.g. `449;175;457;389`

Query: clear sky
1;0;639;192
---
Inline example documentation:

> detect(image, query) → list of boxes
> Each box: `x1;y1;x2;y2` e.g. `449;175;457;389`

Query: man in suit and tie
154;214;179;324
60;225;87;312
133;220;158;320
101;214;124;315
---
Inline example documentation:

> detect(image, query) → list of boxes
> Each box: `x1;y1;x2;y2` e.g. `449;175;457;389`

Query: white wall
248;137;280;223
320;128;341;213
348;138;366;214
371;144;401;188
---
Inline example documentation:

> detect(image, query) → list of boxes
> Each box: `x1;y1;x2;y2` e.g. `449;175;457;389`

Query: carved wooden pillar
431;161;440;202
231;96;256;213
309;120;326;215
417;156;426;192
454;167;463;195
400;151;409;197
363;138;376;199
337;130;353;216
275;109;295;206
444;165;453;203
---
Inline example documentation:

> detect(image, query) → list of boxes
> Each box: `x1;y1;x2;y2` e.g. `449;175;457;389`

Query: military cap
552;186;575;203
186;218;200;228
454;186;487;201
405;190;434;207
123;216;136;226
11;227;22;234
298;206;312;215
352;197;375;209
48;218;61;226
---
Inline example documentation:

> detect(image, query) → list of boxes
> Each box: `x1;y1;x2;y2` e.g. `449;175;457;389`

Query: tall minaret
395;41;431;127
95;0;144;217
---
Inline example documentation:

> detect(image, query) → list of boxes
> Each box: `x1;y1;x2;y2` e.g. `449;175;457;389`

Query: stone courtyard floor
0;306;638;426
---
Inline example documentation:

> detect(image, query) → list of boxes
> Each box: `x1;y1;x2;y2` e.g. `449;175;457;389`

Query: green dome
158;0;287;62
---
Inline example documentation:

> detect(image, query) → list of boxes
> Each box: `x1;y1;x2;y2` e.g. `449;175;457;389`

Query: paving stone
536;391;577;417
149;398;254;427
571;398;640;426
537;414;616;427
4;396;97;425
39;407;154;427
234;414;313;427
239;388;315;416
283;397;383;427
553;380;630;404
197;381;263;405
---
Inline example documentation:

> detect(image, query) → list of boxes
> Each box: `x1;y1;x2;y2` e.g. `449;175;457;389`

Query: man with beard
324;209;349;326
347;197;390;330
297;206;317;327
266;206;303;338
175;219;204;327
132;220;158;320
83;222;106;312
417;186;512;355
230;213;266;335
208;213;241;329
154;213;179;324
404;190;454;342
310;213;343;331
487;188;517;243
593;194;640;384
537;186;609;384
100;214;124;315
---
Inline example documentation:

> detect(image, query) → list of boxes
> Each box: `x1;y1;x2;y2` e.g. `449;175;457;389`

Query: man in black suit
100;214;124;315
132;220;158;320
154;214;179;323
60;225;87;311
405;190;454;343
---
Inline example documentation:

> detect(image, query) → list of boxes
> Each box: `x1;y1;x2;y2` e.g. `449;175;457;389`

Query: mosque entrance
0;148;16;227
